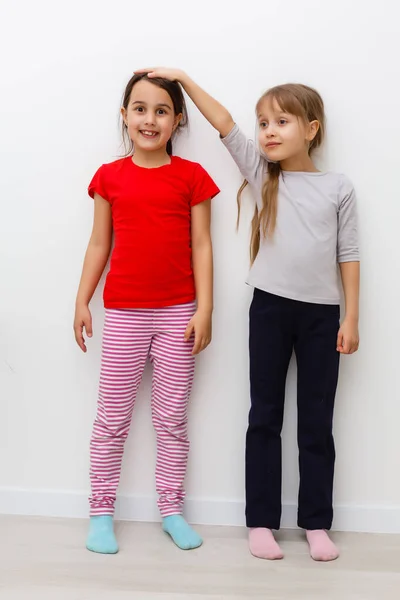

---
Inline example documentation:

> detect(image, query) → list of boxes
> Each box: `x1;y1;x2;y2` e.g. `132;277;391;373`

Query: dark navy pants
246;288;340;530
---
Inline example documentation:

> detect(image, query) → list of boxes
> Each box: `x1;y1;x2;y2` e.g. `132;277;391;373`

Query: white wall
1;0;399;533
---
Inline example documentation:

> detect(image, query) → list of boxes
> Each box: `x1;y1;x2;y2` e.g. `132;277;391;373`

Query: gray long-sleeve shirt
221;124;359;305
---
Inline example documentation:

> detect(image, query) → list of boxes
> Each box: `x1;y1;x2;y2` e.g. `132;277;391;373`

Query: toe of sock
311;548;339;562
162;516;202;550
249;544;284;560
86;535;119;554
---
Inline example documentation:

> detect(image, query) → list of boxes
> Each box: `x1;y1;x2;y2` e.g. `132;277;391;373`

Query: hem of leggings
90;509;115;517
298;521;333;531
246;521;281;530
159;509;184;518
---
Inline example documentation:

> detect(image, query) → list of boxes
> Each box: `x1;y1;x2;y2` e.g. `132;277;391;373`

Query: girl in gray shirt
136;67;360;563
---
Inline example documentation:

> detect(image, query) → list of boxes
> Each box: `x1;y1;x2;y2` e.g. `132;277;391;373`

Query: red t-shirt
88;156;220;309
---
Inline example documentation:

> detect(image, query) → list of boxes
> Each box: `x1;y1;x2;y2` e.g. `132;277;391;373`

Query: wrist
179;71;192;87
76;296;90;308
344;313;359;323
196;304;213;315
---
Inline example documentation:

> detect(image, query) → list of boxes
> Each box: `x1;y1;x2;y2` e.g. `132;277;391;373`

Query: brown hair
237;84;325;263
121;73;188;156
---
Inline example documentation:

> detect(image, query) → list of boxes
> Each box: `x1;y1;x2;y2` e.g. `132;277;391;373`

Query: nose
265;124;276;138
144;111;156;126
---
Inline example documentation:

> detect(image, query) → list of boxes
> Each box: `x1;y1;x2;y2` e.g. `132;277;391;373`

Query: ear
172;112;183;132
120;107;128;127
306;120;320;142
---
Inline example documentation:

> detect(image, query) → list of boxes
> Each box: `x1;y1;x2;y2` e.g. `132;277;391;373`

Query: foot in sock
306;529;339;561
162;515;202;550
248;528;284;560
86;515;119;554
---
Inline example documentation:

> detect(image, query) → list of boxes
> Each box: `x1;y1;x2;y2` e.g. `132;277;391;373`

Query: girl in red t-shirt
74;73;219;554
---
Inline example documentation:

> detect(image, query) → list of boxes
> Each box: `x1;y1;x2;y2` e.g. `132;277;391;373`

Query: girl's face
121;80;181;155
257;96;318;164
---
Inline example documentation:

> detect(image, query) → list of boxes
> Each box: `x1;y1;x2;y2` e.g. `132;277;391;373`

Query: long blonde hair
237;84;326;264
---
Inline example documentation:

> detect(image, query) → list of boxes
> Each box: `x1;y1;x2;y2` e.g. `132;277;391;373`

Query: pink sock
306;530;339;562
248;528;284;560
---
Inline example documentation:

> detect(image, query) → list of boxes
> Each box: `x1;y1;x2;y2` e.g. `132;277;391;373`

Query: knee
248;404;284;436
154;414;189;442
92;417;130;440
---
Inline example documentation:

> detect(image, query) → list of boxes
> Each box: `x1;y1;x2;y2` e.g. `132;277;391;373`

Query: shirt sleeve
337;175;360;263
88;165;110;202
190;163;220;207
220;123;264;187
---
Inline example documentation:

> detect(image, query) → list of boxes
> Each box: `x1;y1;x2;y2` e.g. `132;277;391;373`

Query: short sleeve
88;165;110;202
337;175;360;263
190;163;220;207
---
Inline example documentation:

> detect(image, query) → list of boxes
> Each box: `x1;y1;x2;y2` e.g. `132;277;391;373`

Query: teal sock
162;515;202;550
86;516;119;554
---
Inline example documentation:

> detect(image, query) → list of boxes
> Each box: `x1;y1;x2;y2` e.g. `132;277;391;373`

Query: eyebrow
131;100;172;110
257;112;290;120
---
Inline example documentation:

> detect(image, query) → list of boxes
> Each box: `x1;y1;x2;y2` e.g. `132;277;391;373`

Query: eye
134;106;144;112
157;109;166;115
259;121;268;129
278;119;287;125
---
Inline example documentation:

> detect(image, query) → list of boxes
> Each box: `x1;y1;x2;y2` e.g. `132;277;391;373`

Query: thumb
85;315;93;338
342;337;350;354
184;321;194;341
336;330;343;351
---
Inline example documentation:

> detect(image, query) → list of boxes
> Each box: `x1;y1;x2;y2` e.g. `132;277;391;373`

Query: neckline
128;155;175;171
281;169;327;176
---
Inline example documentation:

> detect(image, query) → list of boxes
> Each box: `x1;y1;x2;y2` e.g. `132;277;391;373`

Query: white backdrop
1;0;399;533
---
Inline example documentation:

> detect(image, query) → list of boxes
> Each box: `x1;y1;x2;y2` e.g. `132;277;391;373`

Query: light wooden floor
1;516;399;599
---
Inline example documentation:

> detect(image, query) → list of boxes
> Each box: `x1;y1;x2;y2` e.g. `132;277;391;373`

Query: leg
87;309;151;554
246;290;294;559
294;302;340;561
150;302;201;550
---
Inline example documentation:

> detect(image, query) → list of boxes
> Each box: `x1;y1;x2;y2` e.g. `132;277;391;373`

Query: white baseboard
0;487;399;534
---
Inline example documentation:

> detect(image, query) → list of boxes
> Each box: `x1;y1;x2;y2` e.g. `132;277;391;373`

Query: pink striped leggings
89;302;196;517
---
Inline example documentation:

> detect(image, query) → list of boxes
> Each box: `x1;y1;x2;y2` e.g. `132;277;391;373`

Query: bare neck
280;152;319;172
131;148;171;168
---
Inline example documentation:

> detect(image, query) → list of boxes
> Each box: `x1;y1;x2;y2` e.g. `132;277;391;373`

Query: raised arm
135;68;264;186
135;68;235;138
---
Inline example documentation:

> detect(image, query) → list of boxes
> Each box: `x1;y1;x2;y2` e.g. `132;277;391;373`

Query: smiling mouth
266;143;281;148
140;130;159;138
